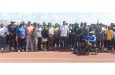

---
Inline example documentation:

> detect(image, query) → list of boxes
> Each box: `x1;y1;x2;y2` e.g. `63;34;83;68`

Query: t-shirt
95;28;103;41
36;27;43;37
16;27;25;36
26;26;33;35
41;29;48;38
60;25;69;37
0;27;8;36
48;27;54;35
106;30;113;40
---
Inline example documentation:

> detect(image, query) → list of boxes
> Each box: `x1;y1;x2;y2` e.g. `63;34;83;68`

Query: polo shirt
26;26;33;35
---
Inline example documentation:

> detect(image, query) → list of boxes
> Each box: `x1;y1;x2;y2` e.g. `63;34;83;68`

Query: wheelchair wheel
93;48;98;55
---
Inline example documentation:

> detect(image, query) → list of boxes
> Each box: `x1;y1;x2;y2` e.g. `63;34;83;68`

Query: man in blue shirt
16;22;25;52
87;31;96;48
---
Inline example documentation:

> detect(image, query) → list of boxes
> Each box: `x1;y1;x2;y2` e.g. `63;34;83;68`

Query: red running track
0;50;115;63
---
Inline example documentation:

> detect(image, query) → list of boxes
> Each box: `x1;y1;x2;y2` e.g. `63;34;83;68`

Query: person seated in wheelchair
87;31;97;54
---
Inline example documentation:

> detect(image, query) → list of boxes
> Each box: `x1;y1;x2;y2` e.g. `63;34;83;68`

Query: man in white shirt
36;24;43;50
0;25;8;51
60;21;69;49
48;23;55;50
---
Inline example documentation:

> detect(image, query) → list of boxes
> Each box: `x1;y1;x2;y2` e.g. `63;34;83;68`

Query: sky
0;0;115;25
0;13;115;25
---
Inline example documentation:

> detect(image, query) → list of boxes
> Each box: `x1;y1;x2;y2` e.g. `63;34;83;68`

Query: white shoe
1;48;3;51
71;48;74;50
26;50;28;52
18;50;20;52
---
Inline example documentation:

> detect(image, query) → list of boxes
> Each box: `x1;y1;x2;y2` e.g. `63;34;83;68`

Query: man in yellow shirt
106;26;113;52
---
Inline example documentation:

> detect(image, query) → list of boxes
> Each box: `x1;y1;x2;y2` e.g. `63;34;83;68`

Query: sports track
0;49;115;63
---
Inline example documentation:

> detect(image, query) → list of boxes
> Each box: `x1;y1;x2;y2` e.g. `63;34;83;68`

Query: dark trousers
0;36;7;49
75;36;80;49
104;40;107;48
68;35;76;48
60;36;67;49
48;36;54;49
107;40;112;50
112;40;115;50
18;37;25;51
53;37;59;48
96;40;103;50
38;37;42;49
9;34;17;50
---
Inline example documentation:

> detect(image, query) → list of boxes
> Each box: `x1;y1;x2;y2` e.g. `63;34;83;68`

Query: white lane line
0;58;114;61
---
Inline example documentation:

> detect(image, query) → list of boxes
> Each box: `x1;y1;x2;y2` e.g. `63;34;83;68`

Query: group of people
0;20;115;55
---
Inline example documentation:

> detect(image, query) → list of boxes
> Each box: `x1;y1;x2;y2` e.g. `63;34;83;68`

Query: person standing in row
16;22;26;52
106;26;113;52
68;24;74;49
26;21;34;51
95;25;103;51
8;21;17;51
103;25;108;51
36;24;43;50
73;23;81;51
31;24;38;51
48;23;54;50
0;24;8;52
41;25;48;50
60;21;69;49
112;26;115;53
82;22;89;37
54;23;60;49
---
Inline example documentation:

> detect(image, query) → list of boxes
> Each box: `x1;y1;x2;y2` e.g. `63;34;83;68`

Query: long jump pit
0;50;115;63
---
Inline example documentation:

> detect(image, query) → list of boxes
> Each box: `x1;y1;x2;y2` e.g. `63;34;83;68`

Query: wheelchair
88;41;98;55
76;41;90;55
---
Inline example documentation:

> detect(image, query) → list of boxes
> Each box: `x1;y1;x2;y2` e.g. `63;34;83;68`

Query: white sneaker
71;48;74;50
18;50;20;52
26;50;28;52
1;48;3;51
